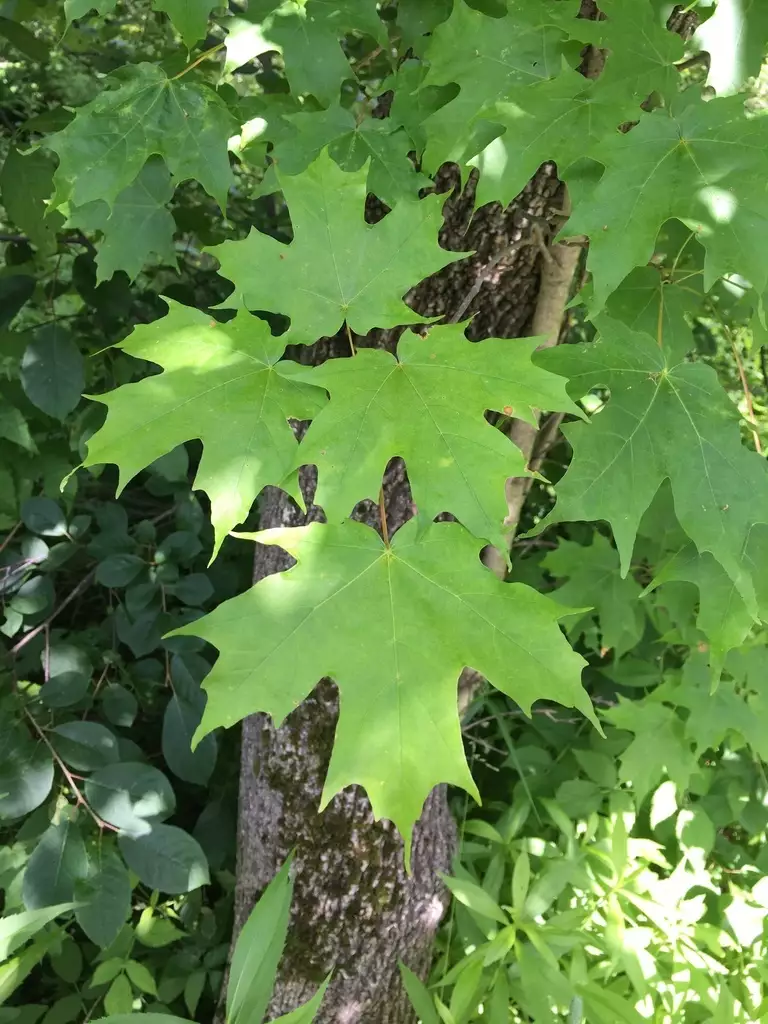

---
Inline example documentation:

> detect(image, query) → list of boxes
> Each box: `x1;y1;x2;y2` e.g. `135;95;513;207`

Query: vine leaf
535;316;768;615
208;150;468;344
418;0;572;168
153;0;218;47
566;94;768;308
542;533;645;660
286;323;581;550
81;301;326;558
173;519;595;856
46;63;237;212
68;158;177;283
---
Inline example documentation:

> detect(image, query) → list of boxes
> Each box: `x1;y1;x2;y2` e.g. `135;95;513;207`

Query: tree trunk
224;157;572;1024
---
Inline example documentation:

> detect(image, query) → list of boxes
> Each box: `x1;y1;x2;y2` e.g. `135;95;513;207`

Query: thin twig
23;707;119;832
345;322;356;356
729;332;763;453
0;522;21;556
172;41;225;79
9;569;96;658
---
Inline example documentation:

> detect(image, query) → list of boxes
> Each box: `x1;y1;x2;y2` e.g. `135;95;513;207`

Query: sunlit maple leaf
207;150;468;344
82;301;326;558
285;323;581;550
174;519;595;855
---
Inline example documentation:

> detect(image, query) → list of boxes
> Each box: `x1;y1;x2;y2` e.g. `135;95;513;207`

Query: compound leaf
173;519;594;855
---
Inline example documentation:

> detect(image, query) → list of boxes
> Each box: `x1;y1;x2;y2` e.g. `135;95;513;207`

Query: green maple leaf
207;150;468;344
568;0;684;103
153;0;218;47
286;323;581;550
81;301;326;558
46;63;237;212
418;0;572;168
644;508;768;673
272;106;430;206
173;518;594;853
64;0;117;25
535;315;768;615
567;93;768;308
248;0;384;104
469;65;626;209
661;652;768;760
543;533;645;660
68;158;177;282
603;699;698;803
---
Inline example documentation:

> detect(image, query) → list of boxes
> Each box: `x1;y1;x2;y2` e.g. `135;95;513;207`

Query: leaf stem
23;707;119;833
345;322;356;356
9;569;96;659
172;41;225;80
0;522;21;556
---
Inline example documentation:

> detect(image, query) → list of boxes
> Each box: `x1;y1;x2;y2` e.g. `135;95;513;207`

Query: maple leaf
64;0;117;25
243;0;384;104
173;518;594;853
207;150;468;344
153;0;217;47
603;699;698;803
567;0;684;104
659;652;768;760
535;315;768;615
566;93;768;308
285;323;581;550
46;63;237;212
81;301;326;558
543;533;645;660
418;0;572;168
271;105;430;206
469;65;626;209
646;527;768;674
68;158;177;282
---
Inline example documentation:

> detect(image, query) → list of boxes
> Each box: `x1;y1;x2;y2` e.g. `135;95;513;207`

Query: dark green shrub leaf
118;825;209;894
52;722;119;772
101;684;138;728
22;813;89;909
96;554;146;588
0;731;54;822
84;762;176;836
74;850;131;949
41;644;92;709
21;497;68;537
20;326;84;421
